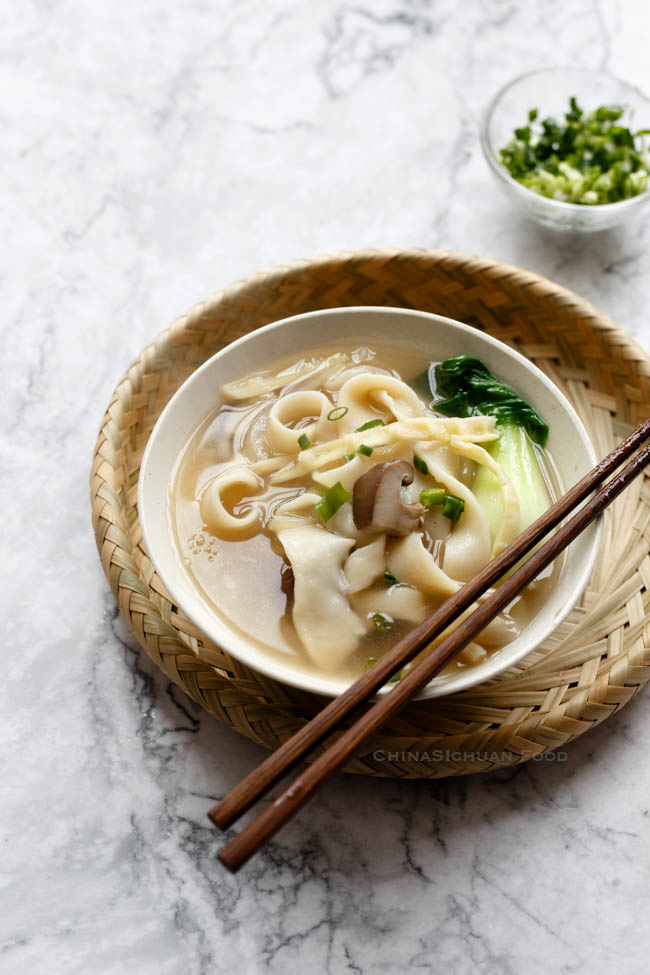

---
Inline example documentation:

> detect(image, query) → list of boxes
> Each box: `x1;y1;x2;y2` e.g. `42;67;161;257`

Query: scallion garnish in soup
171;347;562;683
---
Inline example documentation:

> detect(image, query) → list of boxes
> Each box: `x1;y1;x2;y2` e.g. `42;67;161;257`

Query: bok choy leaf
472;423;551;541
432;356;549;446
409;355;553;539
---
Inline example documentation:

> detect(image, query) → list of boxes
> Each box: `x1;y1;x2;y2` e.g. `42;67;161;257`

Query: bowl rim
138;305;602;700
480;65;650;214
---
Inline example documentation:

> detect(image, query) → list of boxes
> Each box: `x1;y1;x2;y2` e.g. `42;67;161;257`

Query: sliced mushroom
352;461;425;536
280;562;295;604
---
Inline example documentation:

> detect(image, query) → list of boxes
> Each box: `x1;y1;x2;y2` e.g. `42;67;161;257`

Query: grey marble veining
2;1;650;972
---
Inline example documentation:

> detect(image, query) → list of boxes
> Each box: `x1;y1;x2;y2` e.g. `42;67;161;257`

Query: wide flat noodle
325;501;374;544
344;537;386;594
277;526;364;669
314;442;409;492
267;491;321;532
387;533;459;599
269;415;498;484
323;361;389;391
418;444;492;581
266;390;332;454
221;353;348;400
459;642;488;665
351;584;430;626
335;373;425;433
200;466;263;539
249;455;290;476
429;592;520;648
313;452;374;492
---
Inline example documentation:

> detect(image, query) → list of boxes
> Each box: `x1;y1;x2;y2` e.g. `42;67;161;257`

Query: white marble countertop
3;1;650;972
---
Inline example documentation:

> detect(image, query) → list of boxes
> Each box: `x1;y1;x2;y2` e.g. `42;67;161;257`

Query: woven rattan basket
91;249;650;778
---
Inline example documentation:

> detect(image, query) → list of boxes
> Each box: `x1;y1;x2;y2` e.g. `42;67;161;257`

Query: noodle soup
170;344;562;685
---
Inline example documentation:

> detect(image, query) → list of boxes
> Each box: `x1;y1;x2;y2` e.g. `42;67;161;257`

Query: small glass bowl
481;67;650;232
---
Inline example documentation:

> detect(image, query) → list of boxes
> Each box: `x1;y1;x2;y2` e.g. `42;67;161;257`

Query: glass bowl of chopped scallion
481;67;650;231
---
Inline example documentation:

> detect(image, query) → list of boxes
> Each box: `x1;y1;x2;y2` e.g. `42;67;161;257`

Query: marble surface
2;0;650;972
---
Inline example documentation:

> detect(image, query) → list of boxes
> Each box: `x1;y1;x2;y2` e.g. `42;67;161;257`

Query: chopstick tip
207;802;227;831
217;843;245;873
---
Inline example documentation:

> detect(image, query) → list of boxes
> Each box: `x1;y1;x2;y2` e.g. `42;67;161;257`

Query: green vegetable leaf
473;423;551;543
433;355;549;446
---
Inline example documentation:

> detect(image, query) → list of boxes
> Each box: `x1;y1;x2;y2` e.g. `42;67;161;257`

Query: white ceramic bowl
481;67;650;232
139;307;600;699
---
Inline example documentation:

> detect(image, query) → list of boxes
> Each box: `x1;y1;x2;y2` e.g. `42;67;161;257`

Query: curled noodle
200;466;263;539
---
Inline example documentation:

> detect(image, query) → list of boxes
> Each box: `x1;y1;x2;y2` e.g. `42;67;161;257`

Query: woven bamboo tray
91;249;650;779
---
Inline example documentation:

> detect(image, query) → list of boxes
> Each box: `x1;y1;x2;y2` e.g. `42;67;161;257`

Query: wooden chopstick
215;435;650;871
209;418;650;843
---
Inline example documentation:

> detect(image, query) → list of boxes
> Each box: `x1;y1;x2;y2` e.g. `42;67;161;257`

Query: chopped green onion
498;96;650;205
315;481;351;522
355;418;385;432
419;487;465;521
420;487;446;508
327;405;349;421
297;432;310;450
365;654;402;686
413;454;429;476
371;612;393;632
442;494;465;523
383;571;406;589
344;444;374;462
